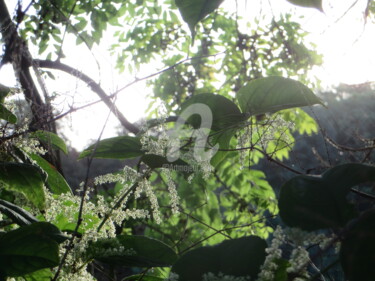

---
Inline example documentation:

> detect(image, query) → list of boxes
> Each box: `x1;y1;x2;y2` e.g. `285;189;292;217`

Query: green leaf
21;268;54;281
0;83;17;124
29;153;72;194
279;163;375;230
0;222;64;277
0;199;39;226
236;77;323;117
273;259;290;281
30;130;67;154
0;83;11;101
175;0;224;38
287;0;323;11
171;236;267;280
180;93;245;131
0;162;46;210
79;136;143;159
209;129;236;167
86;235;178;267
141;154;192;173
0;104;17;124
340;209;375;281
180;93;246;166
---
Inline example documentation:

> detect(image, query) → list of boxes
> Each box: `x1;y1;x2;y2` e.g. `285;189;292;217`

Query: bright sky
0;0;374;150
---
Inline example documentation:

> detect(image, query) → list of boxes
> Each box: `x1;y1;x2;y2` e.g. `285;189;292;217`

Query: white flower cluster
202;272;250;281
286;246;310;278
141;132;169;156
94;173;126;185
55;267;96;281
94;166;140;185
97;246;136;257
140;118;170;157
256;226;286;281
284;227;328;247
162;168;180;214
181;148;214;179
237;126;251;169
285;227;340;254
256;115;294;149
138;178;162;224
88;237;136;258
102;183;150;226
198;159;214;180
14;135;47;155
1;119;45;155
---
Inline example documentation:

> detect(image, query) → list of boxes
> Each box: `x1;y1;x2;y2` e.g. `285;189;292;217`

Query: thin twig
180;215;277;255
52;104;113;280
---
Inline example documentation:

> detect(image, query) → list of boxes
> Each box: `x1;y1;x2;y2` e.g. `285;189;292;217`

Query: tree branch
34;59;140;135
0;0;47;129
0;0;62;171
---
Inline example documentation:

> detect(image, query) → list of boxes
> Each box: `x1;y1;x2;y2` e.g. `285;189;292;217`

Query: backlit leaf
21;268;54;281
30;130;67;154
175;0;224;38
0;162;46;210
79;136;143;159
237;77;323;117
29;153;72;194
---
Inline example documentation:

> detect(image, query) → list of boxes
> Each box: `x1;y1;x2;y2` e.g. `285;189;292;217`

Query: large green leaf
340;209;375;281
179;93;246;165
0;222;64;277
21;268;54;281
0;104;17;124
287;0;323;11
30;130;67;154
171;236;267;280
175;0;224;38
0;162;46;210
279;163;375;231
79;136;143;159
236;77;323;116
85;235;178;267
141;154;192;175
29;153;72;194
180;93;245;131
0;199;38;226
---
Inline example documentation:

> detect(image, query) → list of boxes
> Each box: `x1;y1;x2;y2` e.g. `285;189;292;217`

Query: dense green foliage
0;0;374;280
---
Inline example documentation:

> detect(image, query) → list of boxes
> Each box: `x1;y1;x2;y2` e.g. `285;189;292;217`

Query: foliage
0;0;374;281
